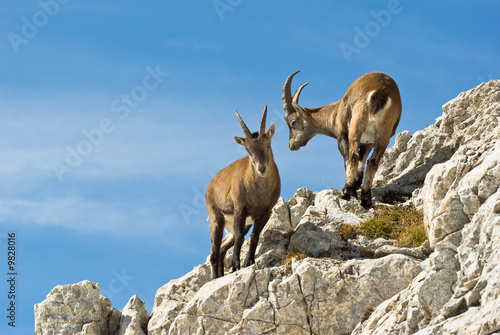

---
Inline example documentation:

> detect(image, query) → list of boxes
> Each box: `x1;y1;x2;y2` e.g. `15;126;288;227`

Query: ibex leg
361;137;390;208
356;143;374;189
244;211;271;267
230;209;247;273
209;209;224;280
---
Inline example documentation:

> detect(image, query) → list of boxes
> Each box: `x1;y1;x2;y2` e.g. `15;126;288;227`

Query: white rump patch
382;96;392;111
367;91;392;112
360;96;393;144
367;90;376;104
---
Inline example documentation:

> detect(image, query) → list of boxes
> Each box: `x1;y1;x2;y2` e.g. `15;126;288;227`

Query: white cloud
0;195;178;237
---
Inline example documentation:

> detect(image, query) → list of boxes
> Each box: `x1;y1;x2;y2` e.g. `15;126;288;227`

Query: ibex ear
233;136;246;146
292;102;308;117
266;124;276;140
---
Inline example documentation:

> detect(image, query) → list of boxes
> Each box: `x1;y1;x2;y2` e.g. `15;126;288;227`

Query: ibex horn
292;82;308;104
259;104;268;136
282;70;300;104
235;110;252;138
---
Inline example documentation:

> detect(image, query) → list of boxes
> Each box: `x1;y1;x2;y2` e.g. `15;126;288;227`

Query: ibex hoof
341;185;357;200
360;191;372;208
244;259;255;267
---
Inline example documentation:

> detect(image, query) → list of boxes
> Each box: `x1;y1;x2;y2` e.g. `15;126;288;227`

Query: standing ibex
282;71;401;208
206;105;281;280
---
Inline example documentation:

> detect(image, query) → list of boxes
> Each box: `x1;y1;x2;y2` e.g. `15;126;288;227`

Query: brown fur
206;107;281;280
283;71;402;208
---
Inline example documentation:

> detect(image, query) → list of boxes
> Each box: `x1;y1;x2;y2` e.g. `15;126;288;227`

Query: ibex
282;71;401;208
206;105;281;280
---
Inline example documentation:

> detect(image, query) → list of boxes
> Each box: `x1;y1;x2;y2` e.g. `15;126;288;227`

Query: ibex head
282;71;314;151
234;105;276;177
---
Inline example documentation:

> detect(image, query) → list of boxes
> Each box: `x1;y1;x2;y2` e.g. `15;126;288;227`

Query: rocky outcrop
119;295;150;335
354;79;500;334
147;187;425;335
34;281;148;335
374;80;500;202
34;280;121;335
163;255;421;335
35;80;500;335
148;263;212;334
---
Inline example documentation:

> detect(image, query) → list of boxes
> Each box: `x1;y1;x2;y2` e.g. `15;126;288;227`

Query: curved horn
292;82;308;104
259;104;267;135
235;110;252;137
282;70;300;104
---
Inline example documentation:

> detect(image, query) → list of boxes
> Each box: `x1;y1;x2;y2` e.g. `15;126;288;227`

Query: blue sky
0;0;498;333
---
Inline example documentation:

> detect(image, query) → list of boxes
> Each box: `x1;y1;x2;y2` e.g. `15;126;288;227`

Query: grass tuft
337;224;359;240
360;205;426;248
281;248;308;267
282;248;308;265
281;248;308;274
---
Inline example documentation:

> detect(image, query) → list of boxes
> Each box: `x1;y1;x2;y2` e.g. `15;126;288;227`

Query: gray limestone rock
34;280;121;335
354;80;500;334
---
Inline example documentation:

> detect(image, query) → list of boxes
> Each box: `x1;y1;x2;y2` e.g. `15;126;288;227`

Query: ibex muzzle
234;110;273;177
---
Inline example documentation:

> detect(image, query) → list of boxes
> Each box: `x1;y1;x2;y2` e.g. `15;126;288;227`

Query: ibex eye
291;120;297;127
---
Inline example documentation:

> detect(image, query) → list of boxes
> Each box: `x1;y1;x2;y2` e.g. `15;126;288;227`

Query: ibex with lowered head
282;71;401;208
206;105;280;280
